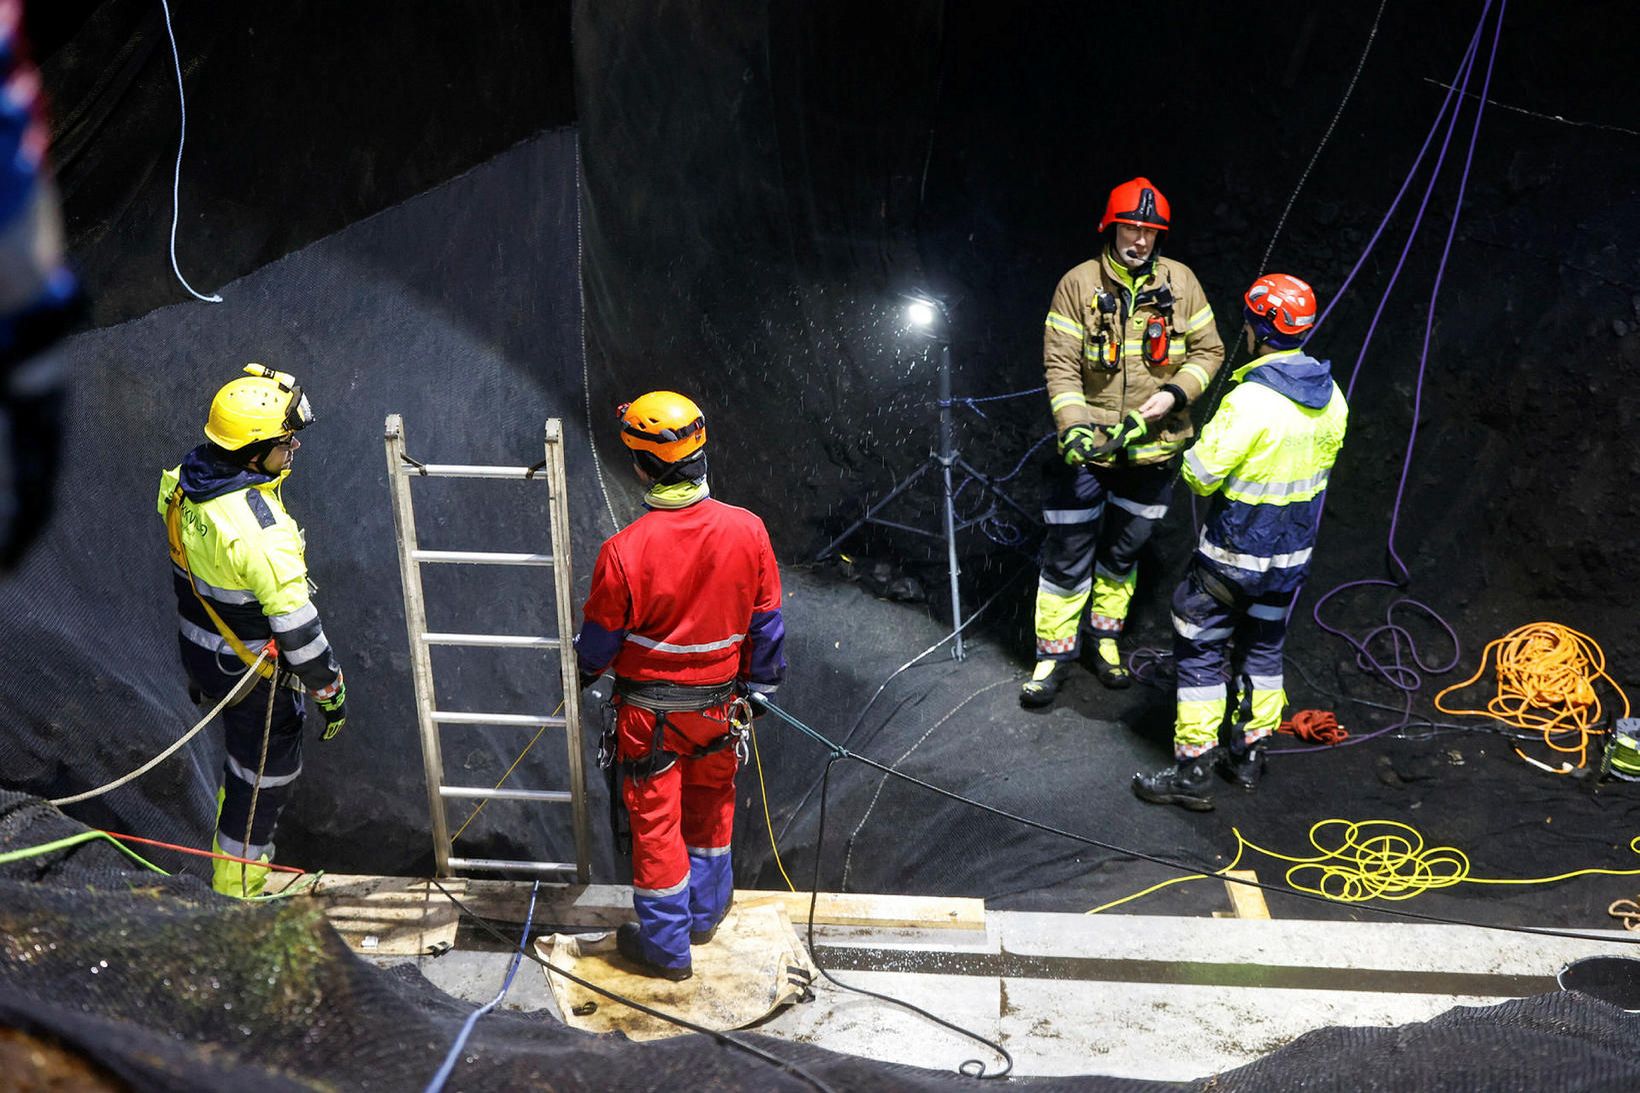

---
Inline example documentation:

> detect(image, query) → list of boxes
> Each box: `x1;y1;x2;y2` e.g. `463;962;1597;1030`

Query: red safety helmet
1243;273;1317;349
1098;177;1171;233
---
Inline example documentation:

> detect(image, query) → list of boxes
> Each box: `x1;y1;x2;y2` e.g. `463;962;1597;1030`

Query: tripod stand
817;339;1038;660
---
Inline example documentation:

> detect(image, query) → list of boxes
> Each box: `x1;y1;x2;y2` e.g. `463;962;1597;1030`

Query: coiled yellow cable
1090;819;1640;913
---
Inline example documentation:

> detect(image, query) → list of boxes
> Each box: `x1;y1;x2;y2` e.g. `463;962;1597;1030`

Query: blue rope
425;880;541;1093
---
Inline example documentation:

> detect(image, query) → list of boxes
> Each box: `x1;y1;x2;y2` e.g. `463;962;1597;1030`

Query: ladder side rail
544;418;592;884
384;415;455;876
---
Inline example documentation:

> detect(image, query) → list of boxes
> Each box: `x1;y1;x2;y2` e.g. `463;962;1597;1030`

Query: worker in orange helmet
1134;274;1348;810
1023;177;1224;707
575;391;787;979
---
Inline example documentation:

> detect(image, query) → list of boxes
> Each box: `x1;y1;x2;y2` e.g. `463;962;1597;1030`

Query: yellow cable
1088;819;1640;913
1086;839;1245;914
449;700;565;846
1433;622;1631;772
750;722;797;892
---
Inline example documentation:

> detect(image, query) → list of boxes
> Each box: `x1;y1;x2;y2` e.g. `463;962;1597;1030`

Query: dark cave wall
574;0;1640;679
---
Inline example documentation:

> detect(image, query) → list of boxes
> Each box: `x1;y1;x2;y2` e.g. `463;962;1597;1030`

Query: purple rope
1280;1;1504;744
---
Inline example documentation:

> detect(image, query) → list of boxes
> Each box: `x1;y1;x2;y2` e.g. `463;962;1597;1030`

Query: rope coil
1434;622;1631;771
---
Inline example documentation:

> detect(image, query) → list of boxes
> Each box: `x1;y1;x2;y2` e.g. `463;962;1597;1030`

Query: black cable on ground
430;881;841;1093
807;754;1014;1080
766;701;1640;949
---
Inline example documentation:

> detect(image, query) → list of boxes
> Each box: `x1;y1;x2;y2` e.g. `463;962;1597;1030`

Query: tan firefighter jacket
1042;248;1224;465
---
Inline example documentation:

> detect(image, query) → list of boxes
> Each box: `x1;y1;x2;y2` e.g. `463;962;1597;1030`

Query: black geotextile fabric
5;791;1640;1092
0;130;610;880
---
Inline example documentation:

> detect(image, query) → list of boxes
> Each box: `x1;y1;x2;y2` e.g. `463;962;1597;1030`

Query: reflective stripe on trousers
1034;455;1176;658
1170;566;1290;757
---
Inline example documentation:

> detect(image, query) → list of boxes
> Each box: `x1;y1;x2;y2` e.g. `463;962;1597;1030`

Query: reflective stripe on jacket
1043;249;1224;465
1182;350;1348;596
157;445;341;695
575;492;787;690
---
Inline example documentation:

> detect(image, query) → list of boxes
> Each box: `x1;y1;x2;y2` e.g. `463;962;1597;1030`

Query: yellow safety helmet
618;390;706;464
204;363;316;450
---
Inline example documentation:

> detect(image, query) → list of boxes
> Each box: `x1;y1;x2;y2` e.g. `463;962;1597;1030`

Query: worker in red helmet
575;391;787;980
1134;274;1347;810
1023;177;1225;707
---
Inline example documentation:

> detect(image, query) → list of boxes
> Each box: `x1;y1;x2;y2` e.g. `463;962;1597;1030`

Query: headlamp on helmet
203;362;317;450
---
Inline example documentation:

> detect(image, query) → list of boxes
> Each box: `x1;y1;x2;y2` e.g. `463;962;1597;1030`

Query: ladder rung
440;785;572;803
432;711;568;729
448;856;579;875
400;463;545;480
413;549;555;566
422;632;560;649
432;705;567;722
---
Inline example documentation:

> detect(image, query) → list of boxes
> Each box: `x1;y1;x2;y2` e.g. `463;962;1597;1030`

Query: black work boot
1090;638;1132;690
1218;741;1268;790
1132;751;1219;811
691;892;734;946
1020;659;1072;708
615;923;692;981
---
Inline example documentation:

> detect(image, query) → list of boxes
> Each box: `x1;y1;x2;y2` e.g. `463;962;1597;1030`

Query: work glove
316;679;348;741
745;690;771;719
1058;424;1101;466
578;667;602;691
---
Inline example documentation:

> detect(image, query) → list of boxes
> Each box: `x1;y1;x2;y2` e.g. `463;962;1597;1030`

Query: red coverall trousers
618;699;738;969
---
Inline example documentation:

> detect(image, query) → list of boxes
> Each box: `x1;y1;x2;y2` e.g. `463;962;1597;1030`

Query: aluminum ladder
384;414;590;882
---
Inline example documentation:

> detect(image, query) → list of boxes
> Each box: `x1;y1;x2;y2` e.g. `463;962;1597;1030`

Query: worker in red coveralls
574;390;787;980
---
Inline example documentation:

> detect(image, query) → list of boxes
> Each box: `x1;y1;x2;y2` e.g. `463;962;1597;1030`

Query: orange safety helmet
1098;177;1171;233
618;390;707;464
1243;273;1317;349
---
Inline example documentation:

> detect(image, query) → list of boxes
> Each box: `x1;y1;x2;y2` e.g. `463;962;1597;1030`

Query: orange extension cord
1433;622;1630;773
1279;709;1346;745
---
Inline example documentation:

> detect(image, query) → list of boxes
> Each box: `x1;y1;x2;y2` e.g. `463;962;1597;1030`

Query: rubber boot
1219;741;1268;790
1132;750;1220;811
616;923;692;981
1092;638;1132;690
211;834;272;898
1020;659;1072;708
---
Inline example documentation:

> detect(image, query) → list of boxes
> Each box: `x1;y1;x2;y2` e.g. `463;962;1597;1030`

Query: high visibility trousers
181;639;306;863
617;702;739;970
1170;566;1290;757
1034;456;1176;659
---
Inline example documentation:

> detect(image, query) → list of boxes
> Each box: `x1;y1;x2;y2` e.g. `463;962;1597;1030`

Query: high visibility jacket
575;489;786;692
1182;350;1348;597
157;445;342;697
1043;249;1224;465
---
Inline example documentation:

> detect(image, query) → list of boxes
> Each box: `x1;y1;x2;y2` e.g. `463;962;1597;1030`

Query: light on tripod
907;300;937;329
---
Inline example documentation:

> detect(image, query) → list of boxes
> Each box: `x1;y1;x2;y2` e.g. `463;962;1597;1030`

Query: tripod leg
814;460;935;561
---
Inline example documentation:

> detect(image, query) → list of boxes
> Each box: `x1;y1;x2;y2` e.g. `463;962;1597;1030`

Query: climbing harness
597;679;748;855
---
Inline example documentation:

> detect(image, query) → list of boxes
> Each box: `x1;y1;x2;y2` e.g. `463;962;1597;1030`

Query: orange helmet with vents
618;390;707;464
1098;177;1171;233
1243;273;1317;349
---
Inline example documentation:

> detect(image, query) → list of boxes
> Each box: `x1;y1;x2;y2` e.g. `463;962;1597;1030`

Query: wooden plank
1222;869;1270;920
301;877;984;944
739;890;985;932
299;875;464;955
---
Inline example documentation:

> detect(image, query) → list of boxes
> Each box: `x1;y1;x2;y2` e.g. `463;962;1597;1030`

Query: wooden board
1222;869;1271;920
299;876;984;952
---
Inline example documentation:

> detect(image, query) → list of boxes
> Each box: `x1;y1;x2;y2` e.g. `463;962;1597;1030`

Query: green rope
0;830;169;875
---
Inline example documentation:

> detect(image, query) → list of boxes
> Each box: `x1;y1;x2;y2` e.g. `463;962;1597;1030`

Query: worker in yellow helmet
157;364;347;897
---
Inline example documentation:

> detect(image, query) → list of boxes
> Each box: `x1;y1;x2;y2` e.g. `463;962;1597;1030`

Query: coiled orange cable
1279;709;1346;745
1434;622;1630;772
